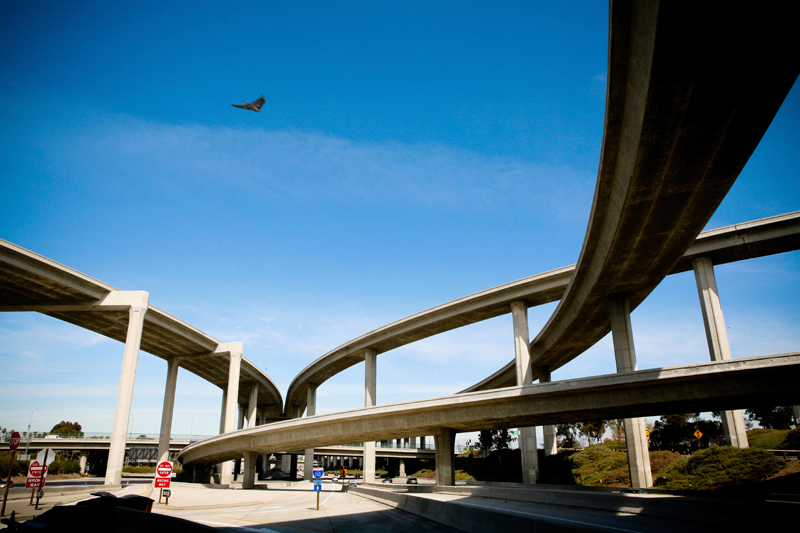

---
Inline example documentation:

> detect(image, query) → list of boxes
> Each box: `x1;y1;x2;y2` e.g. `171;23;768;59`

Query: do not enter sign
157;462;173;477
155;461;173;488
29;461;48;477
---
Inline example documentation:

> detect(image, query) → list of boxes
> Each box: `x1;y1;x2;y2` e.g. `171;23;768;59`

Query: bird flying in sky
232;95;266;112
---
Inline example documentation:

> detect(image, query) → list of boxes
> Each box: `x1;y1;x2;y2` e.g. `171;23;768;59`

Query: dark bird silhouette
231;95;266;112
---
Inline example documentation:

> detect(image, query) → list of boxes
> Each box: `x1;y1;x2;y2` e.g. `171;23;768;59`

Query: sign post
30;449;54;510
312;467;323;510
155;461;173;504
1;432;21;517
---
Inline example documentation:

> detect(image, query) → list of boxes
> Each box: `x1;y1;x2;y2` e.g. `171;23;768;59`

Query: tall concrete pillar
219;388;228;434
220;342;243;485
399;458;406;477
433;428;456;486
247;384;259;428
607;294;652;489
79;454;87;475
105;292;149;486
304;383;318;480
511;301;538;484
156;357;180;465
364;348;377;483
692;257;749;448
281;454;292;476
539;365;558;456
243;451;257;489
409;436;417;449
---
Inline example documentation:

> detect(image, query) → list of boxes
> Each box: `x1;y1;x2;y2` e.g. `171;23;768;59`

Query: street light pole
24;408;37;459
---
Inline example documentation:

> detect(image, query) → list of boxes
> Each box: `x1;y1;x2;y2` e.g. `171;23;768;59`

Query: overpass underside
180;352;800;466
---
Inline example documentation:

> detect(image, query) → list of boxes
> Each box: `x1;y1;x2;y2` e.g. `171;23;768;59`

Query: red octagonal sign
156;462;172;478
9;431;21;451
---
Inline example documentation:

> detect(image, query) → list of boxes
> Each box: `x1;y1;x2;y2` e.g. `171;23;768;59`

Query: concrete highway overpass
179;0;800;488
2;0;798;495
0;239;283;485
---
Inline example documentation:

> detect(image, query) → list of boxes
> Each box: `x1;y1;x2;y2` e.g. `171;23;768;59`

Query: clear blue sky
1;2;798;441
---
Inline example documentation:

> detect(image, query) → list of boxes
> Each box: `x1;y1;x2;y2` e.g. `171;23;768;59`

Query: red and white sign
154;461;173;488
26;449;55;489
9;432;21;451
26;461;48;488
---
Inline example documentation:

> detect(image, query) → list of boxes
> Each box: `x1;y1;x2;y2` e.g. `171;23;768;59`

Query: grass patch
654;447;782;490
747;429;790;450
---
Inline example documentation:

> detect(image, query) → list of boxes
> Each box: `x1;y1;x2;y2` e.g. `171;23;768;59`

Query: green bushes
654;447;782;490
747;429;790;450
122;465;155;474
49;460;80;475
0;455;26;477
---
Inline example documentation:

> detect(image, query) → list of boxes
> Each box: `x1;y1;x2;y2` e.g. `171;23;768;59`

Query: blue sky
1;2;798;443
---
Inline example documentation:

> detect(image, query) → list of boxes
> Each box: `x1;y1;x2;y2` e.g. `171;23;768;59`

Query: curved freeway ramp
527;0;798;375
284;211;800;412
179;0;799;470
0;238;283;416
180;353;800;467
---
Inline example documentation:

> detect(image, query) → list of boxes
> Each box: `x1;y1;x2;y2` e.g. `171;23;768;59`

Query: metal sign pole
316;490;319;511
34;449;48;510
1;449;17;517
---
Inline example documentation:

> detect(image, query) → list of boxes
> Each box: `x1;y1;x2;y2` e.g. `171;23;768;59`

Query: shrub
0;454;26;477
122;465;155;474
49;460;80;475
654;446;782;490
747;429;789;450
783;429;800;450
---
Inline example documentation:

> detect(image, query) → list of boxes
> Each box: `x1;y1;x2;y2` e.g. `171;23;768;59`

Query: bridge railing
1;431;213;442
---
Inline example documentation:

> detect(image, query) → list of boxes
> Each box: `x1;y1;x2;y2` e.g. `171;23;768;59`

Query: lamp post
23;408;37;459
189;413;195;442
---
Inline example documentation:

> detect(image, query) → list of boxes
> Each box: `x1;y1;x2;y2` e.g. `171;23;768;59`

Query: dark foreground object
1;491;214;532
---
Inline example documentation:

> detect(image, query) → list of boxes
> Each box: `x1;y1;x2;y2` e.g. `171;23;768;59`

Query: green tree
579;421;606;444
50;421;83;436
649;413;724;453
492;429;515;450
606;419;626;441
745;406;794;430
557;423;581;448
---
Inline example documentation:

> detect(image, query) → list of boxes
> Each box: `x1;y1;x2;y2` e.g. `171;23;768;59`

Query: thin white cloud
41;115;593;213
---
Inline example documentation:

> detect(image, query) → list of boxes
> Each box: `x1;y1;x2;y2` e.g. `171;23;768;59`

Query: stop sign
156;462;172;477
9;432;21;451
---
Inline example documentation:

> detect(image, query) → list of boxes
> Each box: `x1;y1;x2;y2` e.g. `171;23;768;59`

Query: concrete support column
156;357;180;465
364;348;377;483
79;454;87;475
511;301;538;484
692;257;749;448
220;342;243;486
399;459;406;477
281;454;291;475
247;384;259;428
409;437;417;449
219;389;228;434
433;428;456;486
105;292;149;486
607;294;652;489
539;365;558;456
303;383;318;480
243;451;257;489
